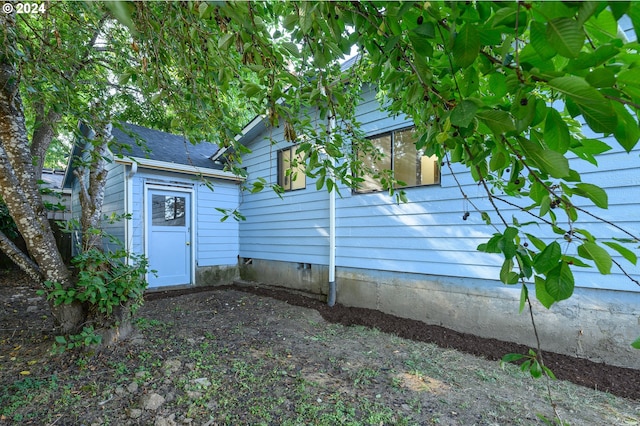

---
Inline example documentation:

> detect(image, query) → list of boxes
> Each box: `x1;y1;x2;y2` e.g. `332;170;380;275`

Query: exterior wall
239;85;640;368
336;268;640;369
128;169;240;285
239;110;332;266
101;161;126;252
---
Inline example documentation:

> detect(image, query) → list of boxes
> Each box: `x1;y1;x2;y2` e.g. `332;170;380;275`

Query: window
278;146;306;191
152;195;186;226
356;126;440;193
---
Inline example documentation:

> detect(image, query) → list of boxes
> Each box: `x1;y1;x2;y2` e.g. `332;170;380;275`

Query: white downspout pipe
327;113;337;307
125;162;137;264
320;85;337;307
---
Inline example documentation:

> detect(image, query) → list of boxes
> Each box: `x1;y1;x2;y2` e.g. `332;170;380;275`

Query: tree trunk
31;104;62;180
76;128;110;251
0;230;42;281
0;12;85;333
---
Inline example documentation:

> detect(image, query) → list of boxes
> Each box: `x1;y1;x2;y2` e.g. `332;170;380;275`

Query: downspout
125;162;137;264
327;113;337;307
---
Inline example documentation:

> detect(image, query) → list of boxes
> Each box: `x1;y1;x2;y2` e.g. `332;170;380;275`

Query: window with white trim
277;145;306;191
356;126;440;193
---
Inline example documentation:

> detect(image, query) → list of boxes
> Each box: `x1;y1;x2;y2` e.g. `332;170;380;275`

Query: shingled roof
110;122;222;170
63;122;242;189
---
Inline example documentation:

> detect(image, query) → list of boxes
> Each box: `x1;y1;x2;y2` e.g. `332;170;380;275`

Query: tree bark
76;128;110;251
0;12;85;333
31;103;62;180
0;230;42;281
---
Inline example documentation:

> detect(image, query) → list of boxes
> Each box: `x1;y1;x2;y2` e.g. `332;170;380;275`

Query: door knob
186;242;190;246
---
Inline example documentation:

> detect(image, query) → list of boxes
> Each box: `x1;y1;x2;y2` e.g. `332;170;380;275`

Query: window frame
277;145;306;192
354;125;441;194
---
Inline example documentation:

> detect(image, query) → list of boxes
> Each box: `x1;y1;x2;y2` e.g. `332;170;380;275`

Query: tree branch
0;229;42;282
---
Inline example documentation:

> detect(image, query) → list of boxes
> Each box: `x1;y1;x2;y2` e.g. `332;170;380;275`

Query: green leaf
632;336;640;350
489;151;507;171
533;241;562;274
547;76;608;105
562;255;591;268
519;284;528;313
218;33;235;50
450;100;478;128
477;110;515;135
118;72;132;86
617;68;640;88
603;242;638;266
530;21;556;60
545;262;575;301
525;234;547;252
518;138;570;178
570;138;612;165
585;68;616;88
413;22;436;38
105;1;138;35
500;258;520;284
282;14;298;30
546;18;584;58
478;233;502;254
577;242;612;274
488;73;508;98
409;32;433;57
543;109;570;153
281;41;299;57
535;276;556;309
452;24;480;68
573;183;608;209
501;353;527;363
577;103;618;134
529;359;543;378
198;2;209;18
242;83;262;98
613;102;640;153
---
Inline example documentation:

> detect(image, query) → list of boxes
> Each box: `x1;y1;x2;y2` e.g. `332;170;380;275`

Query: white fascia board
235;114;267;143
114;156;245;182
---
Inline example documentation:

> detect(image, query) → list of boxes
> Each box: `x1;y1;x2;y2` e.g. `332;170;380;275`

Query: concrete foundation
239;258;329;295
240;259;640;370
195;264;239;286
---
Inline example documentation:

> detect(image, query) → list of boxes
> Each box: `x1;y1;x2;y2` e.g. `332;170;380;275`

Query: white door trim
143;183;195;287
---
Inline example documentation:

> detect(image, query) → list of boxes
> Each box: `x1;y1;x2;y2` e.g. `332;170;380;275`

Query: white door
147;188;192;287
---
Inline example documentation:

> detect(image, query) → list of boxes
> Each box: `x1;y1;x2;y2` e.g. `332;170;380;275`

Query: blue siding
101;161;125;252
196;179;240;266
240;84;640;292
129;169;239;267
240;109;332;265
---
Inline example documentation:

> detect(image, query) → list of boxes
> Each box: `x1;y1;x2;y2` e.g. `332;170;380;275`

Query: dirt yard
1;270;639;425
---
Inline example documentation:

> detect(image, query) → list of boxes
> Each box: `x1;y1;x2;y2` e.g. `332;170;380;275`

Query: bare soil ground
1;270;639;425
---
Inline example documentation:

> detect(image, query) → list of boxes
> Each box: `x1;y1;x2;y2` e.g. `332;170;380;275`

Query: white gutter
114;156;245;182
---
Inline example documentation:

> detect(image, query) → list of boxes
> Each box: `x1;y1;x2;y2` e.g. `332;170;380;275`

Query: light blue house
64;122;243;289
65;15;640;369
235;81;640;370
65;94;640;369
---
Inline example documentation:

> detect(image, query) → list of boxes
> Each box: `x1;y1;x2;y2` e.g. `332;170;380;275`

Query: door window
152;195;186;226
